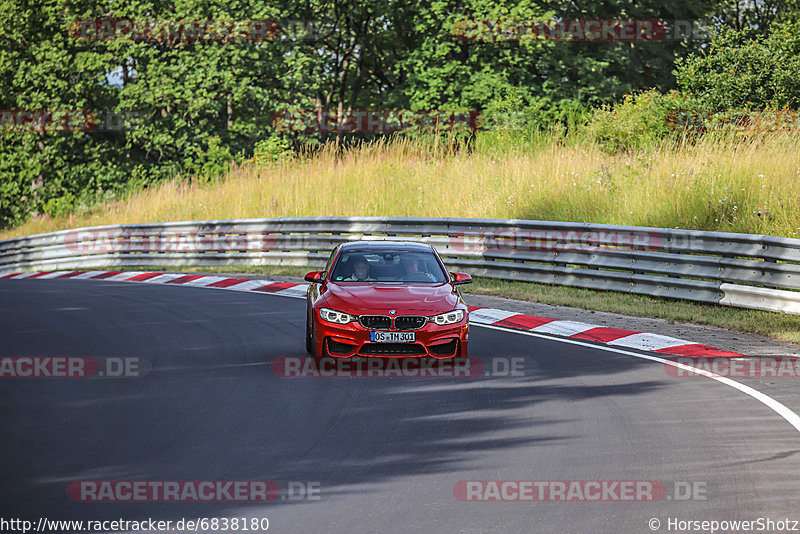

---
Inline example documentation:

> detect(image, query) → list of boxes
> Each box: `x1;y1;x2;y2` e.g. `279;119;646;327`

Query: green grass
4;133;800;240
108;264;800;345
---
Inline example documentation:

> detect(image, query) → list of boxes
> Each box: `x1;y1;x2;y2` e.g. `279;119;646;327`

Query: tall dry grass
3;133;800;239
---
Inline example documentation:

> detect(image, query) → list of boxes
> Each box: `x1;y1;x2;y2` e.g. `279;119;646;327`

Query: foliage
183;137;235;182
1;0;791;230
483;87;590;135
253;136;294;165
675;21;800;110
584;90;694;152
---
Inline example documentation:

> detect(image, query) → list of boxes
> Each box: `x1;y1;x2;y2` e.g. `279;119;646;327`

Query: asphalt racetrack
2;278;800;533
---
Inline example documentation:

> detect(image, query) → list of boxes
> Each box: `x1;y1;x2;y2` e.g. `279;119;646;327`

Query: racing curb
3;270;742;358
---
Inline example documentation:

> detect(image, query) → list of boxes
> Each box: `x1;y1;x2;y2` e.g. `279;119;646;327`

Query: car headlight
319;307;358;324
430;309;464;325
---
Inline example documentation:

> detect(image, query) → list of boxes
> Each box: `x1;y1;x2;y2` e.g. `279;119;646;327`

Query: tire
305;313;313;355
319;339;330;359
308;316;330;359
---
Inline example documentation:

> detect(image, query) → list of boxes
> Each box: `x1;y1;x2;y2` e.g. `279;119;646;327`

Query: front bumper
314;315;469;358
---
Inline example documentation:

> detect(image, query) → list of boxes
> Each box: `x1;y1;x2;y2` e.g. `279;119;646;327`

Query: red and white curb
467;307;740;358
2;270;742;358
1;270;309;298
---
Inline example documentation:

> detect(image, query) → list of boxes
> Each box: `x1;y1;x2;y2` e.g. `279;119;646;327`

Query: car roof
339;240;434;252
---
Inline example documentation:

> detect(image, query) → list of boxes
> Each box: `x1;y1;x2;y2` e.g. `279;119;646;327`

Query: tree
675;21;800;109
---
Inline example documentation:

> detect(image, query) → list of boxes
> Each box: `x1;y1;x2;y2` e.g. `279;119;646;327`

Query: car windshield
330;249;448;283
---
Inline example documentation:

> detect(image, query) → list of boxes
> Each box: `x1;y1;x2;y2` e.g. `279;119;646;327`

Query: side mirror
451;272;472;285
304;271;326;283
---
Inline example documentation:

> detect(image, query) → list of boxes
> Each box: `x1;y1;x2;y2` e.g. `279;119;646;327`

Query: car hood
321;282;461;315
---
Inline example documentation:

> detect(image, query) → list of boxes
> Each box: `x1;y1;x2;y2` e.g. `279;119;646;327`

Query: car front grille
359;315;391;329
359;343;426;356
394;315;427;330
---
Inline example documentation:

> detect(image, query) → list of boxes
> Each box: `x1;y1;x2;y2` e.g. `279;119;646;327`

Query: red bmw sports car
304;241;472;358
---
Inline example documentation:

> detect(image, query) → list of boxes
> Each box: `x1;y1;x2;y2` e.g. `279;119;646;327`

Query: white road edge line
474;322;800;436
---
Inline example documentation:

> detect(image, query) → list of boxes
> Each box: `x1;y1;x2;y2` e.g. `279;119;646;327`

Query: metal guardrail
1;217;799;314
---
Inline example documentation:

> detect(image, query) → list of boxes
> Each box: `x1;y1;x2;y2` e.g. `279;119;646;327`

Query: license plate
370;331;415;343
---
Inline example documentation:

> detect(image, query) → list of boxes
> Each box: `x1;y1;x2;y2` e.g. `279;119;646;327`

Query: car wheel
308;317;330;359
319;338;331;359
307;308;322;358
305;311;313;355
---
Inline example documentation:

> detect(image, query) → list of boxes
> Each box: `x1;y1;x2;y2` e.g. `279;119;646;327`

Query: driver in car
402;257;435;281
345;257;375;281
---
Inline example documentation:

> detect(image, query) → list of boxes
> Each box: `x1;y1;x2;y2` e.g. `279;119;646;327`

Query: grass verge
108;264;800;345
3;133;800;240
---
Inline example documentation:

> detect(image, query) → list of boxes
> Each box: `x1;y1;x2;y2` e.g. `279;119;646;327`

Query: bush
583;90;693;152
484;88;590;135
675;21;800;110
42;192;76;218
253;136;294;165
183;137;234;182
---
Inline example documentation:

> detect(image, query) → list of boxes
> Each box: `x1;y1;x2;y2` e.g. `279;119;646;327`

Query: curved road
2;278;800;533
